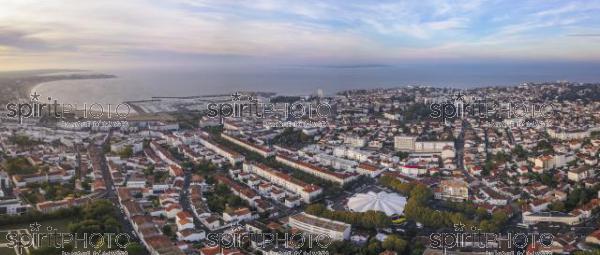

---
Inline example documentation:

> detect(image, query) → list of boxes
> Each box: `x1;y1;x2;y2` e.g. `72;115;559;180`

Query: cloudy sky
1;0;600;70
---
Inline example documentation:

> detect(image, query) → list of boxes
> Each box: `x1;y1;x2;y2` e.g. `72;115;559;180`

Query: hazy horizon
2;1;600;71
21;60;599;109
3;0;600;102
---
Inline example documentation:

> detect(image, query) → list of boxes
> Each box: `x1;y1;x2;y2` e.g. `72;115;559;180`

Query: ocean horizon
31;62;600;106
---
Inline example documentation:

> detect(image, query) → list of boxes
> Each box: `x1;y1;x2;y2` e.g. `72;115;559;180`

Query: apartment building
275;152;358;185
221;133;275;158
568;165;590;182
394;136;417;151
355;162;383;178
243;163;322;203
394;136;454;154
197;133;245;165
12;168;74;188
434;179;469;202
288;212;351;241
522;211;581;225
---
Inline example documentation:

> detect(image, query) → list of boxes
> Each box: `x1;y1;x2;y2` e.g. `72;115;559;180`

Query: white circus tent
347;191;407;216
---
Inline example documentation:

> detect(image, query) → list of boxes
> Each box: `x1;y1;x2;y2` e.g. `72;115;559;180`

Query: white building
0;171;11;188
197;133;245;165
221;133;275;158
344;136;366;148
400;165;427;177
383;112;403;121
333;146;372;162
177;229;206;242
414;141;454;154
223;207;253;223
394;136;454;154
0;198;30;215
314;154;358;171
289;213;351;241
355;163;383;178
243;163;322;203
12;169;74;188
394;136;416;151
547;127;600;140
127;174;147;188
111;139;144;154
441;146;456;159
434;179;469;202
284;196;302;208
275;153;358;185
522;211;581;225
176;211;195;231
568;166;590;182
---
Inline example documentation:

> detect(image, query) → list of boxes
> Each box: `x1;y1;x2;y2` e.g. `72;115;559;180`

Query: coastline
26;74;145;117
24;73;117;99
0;73;120;119
25;77;145;121
28;82;46;97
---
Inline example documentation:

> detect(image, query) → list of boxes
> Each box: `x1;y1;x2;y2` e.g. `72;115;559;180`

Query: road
455;120;467;171
89;140;138;242
179;163;209;232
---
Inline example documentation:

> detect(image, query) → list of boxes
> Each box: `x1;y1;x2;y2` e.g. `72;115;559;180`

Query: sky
1;0;600;70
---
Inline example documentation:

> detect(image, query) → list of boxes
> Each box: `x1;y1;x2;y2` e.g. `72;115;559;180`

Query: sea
31;61;600;107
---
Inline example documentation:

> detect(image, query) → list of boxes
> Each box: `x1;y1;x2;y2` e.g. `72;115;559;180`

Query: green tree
394;151;410;161
304;203;391;229
162;225;173;236
548;201;566;212
305;204;326;215
366;239;382;255
271;128;313;148
382;235;407;253
144;165;155;176
493;151;511;163
126;243;146;255
4;156;37;175
118;146;133;158
379;175;415;195
575;250;600;255
512;144;528;159
409;184;432;204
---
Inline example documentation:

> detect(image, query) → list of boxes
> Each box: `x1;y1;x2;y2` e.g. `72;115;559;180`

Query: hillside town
0;81;599;255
